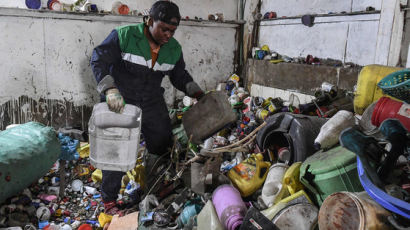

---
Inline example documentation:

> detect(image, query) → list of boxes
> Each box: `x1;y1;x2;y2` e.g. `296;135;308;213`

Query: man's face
149;18;178;45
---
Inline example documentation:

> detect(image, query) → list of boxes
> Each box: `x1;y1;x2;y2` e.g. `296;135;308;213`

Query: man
91;1;203;215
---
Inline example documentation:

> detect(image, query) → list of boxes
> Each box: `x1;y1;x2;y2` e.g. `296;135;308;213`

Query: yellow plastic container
98;212;113;227
354;65;402;115
228;153;271;197
78;143;90;158
91;169;102;183
273;162;304;204
262;190;313;220
120;163;145;194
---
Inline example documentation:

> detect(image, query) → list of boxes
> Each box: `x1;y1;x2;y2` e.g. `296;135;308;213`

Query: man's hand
185;81;204;100
106;88;125;113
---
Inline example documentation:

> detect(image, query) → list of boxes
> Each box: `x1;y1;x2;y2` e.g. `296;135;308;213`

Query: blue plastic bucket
357;157;410;218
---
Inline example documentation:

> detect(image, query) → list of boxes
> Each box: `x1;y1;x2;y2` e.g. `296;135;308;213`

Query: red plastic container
371;97;410;130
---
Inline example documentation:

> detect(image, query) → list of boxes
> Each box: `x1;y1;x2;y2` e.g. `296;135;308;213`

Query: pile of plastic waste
0;68;409;230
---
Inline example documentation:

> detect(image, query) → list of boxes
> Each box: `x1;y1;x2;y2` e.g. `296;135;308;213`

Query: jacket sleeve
90;29;122;94
169;53;195;94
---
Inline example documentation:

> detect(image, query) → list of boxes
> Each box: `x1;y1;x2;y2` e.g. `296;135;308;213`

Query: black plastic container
256;112;327;163
183;91;237;144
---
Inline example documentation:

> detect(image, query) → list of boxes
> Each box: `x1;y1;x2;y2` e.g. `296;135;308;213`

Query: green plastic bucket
299;146;363;206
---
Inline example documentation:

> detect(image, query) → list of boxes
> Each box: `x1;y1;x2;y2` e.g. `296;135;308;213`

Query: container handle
102;128;125;137
299;165;319;195
258;162;271;179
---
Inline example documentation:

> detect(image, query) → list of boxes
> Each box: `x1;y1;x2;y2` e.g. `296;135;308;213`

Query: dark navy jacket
91;23;194;105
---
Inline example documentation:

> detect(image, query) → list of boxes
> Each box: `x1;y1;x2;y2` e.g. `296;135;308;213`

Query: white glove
105;88;125;113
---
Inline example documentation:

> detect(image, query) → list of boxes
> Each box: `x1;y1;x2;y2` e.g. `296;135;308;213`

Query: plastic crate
377;69;410;103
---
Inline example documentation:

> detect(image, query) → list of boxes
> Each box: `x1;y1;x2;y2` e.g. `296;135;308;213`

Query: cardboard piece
107;212;139;230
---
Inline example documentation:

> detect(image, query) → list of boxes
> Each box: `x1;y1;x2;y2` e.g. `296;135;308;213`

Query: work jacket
91;23;194;105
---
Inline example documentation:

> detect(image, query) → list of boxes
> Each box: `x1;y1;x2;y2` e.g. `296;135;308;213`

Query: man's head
146;1;181;45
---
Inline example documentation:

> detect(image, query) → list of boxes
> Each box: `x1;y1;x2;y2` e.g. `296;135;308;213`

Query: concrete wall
0;8;240;130
261;0;381;17
1;0;239;20
245;60;361;105
259;14;380;66
257;0;403;67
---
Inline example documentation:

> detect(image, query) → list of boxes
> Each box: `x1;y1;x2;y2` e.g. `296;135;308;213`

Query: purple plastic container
212;184;247;230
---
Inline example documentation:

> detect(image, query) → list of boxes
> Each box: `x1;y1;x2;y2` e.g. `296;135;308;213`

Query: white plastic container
89;103;141;172
258;163;289;208
273;203;318;230
314;110;356;150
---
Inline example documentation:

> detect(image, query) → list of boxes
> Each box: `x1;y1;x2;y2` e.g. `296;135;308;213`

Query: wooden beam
375;0;397;65
407;44;410;67
388;1;405;66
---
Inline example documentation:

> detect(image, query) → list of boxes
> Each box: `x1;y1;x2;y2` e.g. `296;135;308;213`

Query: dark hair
149;1;181;26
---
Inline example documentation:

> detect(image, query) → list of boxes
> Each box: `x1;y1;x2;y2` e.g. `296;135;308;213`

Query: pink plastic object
38;194;58;203
212;184;247;230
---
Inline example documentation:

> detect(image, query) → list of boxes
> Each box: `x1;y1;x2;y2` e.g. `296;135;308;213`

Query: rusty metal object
318;192;393;230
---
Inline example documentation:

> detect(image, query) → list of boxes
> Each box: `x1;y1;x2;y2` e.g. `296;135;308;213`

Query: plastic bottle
36;206;51;221
71;179;84;192
314;110;356;150
227;153;271;197
212;185;247;230
59;224;72;230
321;82;338;98
197;200;224;230
256;108;269;122
176;204;202;227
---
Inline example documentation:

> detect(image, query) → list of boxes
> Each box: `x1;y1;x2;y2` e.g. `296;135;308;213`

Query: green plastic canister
299;146;363;206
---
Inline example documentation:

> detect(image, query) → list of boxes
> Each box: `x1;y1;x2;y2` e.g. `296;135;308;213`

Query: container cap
78;224;92;230
300;145;357;174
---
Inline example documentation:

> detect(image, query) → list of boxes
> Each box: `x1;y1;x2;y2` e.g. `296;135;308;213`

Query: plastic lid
26;0;41;9
300;145;357;175
226;214;243;230
78;224;92;230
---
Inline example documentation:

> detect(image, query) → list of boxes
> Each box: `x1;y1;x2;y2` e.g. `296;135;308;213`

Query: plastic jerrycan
354;65;402;115
197;200;224;230
258;163;289;208
89;103;142;172
228;153;271;197
261;190;314;221
272;162;304;204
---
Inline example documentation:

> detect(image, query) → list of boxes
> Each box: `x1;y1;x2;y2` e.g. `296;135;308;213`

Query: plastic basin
356;157;410;218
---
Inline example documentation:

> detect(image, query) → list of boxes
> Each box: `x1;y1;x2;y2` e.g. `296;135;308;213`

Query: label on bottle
398;103;410;118
233;161;256;180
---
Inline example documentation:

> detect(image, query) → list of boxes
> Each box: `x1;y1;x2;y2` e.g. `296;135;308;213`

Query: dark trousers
101;97;172;202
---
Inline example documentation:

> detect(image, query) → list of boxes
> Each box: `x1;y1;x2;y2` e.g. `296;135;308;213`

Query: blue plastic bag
58;133;80;161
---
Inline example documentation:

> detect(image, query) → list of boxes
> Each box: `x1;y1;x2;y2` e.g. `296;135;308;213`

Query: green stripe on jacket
116;23;182;67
